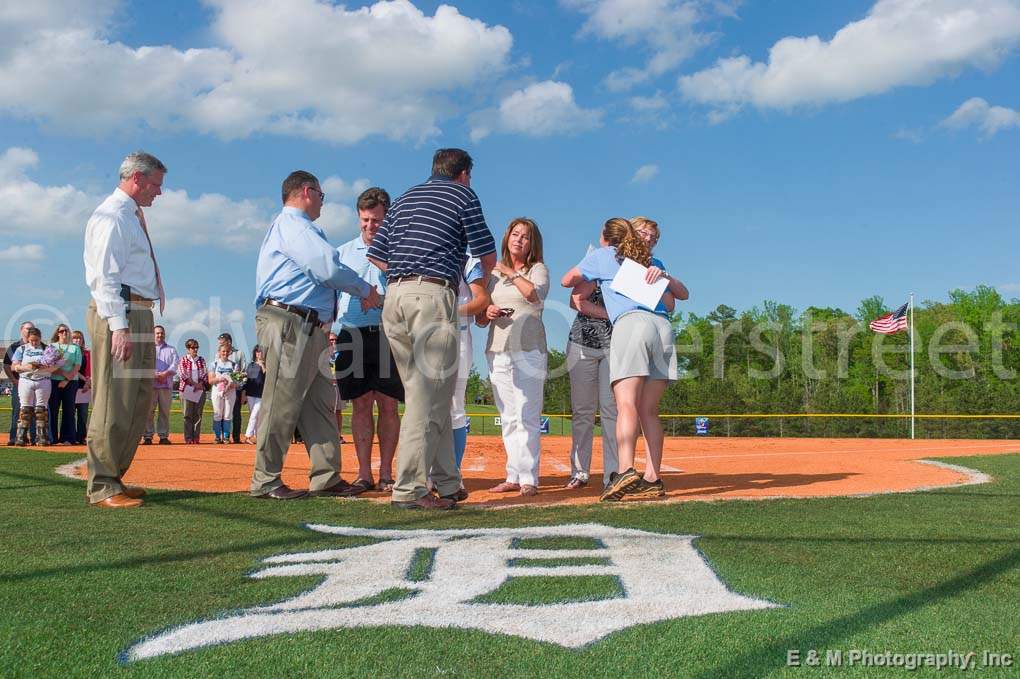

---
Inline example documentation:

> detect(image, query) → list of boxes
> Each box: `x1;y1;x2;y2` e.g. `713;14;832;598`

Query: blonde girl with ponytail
560;217;689;501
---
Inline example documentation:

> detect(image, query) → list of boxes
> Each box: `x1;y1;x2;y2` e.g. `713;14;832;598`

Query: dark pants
74;403;89;443
8;382;37;444
231;393;242;442
48;380;79;444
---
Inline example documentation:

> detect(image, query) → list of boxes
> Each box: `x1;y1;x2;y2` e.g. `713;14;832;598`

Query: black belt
342;325;381;333
388;274;455;291
263;299;320;325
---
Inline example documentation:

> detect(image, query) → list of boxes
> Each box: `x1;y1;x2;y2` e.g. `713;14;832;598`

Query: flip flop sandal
378;478;395;492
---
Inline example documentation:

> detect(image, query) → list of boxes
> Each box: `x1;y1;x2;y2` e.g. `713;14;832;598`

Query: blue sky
1;0;1018;365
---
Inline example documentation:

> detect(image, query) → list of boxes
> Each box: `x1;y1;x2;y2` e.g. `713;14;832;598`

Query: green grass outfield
0;397;594;438
1;449;1018;678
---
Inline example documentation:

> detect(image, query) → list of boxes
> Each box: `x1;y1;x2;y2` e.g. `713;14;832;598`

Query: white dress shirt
83;188;160;331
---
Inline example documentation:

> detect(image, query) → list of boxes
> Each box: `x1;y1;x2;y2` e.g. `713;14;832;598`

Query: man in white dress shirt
82;151;167;509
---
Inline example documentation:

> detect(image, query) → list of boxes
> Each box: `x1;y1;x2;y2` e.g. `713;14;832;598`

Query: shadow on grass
698;547;1020;678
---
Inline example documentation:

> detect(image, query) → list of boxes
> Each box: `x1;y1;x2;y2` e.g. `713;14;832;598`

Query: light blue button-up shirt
335;235;386;328
255;207;372;322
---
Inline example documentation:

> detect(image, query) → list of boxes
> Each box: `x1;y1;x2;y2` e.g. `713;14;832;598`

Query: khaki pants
85;302;155;503
145;388;172;438
383;280;460;502
250;305;341;496
567;341;618;486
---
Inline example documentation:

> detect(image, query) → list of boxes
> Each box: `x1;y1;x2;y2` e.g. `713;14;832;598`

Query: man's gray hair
119;151;167;180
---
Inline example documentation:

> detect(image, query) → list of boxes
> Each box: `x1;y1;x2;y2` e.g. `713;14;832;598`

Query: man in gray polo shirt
367;148;496;510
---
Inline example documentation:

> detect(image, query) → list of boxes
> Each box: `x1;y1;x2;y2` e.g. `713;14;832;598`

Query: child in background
208;344;237;444
11;328;57;446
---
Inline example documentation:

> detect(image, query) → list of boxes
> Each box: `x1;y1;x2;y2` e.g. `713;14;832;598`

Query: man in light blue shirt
250;170;381;500
335;188;404;494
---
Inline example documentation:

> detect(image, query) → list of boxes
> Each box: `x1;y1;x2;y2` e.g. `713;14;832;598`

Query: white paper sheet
182;385;204;403
609;257;668;310
74;387;91;404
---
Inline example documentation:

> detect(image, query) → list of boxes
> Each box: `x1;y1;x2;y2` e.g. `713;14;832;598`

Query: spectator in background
243;345;266;444
178;339;207;444
144;325;178;445
11;327;58;445
71;330;91;444
4;321;36;445
48;324;82;445
208;344;238;444
477;218;550;497
217;333;246;444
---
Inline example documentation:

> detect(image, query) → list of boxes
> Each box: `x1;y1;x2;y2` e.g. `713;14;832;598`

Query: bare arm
367;255;388;273
571;281;609;320
458;281;491;317
561;266;584;288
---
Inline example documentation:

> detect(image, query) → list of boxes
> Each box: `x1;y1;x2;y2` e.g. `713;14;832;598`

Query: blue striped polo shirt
366;176;496;285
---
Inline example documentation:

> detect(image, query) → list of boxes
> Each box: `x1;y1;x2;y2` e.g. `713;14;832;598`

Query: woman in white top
476;218;550;497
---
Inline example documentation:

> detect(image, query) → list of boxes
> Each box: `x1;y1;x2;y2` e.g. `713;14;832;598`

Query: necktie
135;208;166;314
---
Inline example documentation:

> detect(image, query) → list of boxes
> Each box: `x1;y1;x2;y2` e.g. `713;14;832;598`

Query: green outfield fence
2;395;1020;439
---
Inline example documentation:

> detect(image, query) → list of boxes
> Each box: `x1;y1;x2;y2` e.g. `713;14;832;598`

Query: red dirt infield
51;435;1019;507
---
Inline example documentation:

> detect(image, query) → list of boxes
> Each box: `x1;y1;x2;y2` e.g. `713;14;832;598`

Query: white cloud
470;81;602;141
160;297;246;334
941;97;1020;138
0;0;513;144
0;147;366;248
997;283;1020;294
630;164;660;183
891;127;924;143
629;92;669;112
0;243;44;261
563;0;727;92
679;0;1020;115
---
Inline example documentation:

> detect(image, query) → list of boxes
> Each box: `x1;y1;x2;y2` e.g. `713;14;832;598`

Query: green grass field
1;448;1018;678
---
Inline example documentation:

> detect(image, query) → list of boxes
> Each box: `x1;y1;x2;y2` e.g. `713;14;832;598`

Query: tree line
469;286;1020;438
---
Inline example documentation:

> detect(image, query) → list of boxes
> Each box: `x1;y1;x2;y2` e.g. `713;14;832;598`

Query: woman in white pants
243;346;266;444
565;281;618;490
477;218;549;497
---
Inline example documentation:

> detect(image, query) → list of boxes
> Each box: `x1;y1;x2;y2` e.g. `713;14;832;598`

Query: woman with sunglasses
47;324;83;445
70;330;91;444
476;218;549;497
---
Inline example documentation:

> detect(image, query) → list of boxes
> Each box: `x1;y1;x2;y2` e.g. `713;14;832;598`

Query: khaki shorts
609;311;678;382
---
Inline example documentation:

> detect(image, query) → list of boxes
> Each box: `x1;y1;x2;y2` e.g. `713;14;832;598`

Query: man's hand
645;266;666;284
111;329;133;362
360;287;382;311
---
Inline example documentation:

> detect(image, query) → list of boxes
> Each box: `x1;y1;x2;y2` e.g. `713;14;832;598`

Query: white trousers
451;328;472;429
245;396;262;437
18;378;51;408
487;350;547;486
211;387;236;421
567;341;619;485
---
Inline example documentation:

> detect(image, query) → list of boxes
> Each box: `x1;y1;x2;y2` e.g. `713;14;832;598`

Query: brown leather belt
263;299;320;325
128;294;154;309
389;274;455;291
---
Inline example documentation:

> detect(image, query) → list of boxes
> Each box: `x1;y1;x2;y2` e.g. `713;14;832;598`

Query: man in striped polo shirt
367;148;496;510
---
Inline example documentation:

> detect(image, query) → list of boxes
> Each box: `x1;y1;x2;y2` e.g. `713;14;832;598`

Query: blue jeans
48;380;79;443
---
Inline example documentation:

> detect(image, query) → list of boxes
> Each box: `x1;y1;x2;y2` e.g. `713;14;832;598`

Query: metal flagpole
909;292;915;440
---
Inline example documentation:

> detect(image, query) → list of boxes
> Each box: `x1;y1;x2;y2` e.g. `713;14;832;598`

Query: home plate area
60;435;1018;506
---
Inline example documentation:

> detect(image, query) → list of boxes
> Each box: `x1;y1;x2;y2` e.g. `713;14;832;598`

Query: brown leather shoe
391;494;456;510
92;493;144;509
440;488;469;502
122;486;147;499
254;485;308;500
310;479;365;497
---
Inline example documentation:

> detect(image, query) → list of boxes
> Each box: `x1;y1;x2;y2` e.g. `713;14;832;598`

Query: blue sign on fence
695;417;709;435
540;416;550;434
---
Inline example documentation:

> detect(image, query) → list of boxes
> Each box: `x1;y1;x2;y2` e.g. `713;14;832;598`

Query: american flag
869;303;909;334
